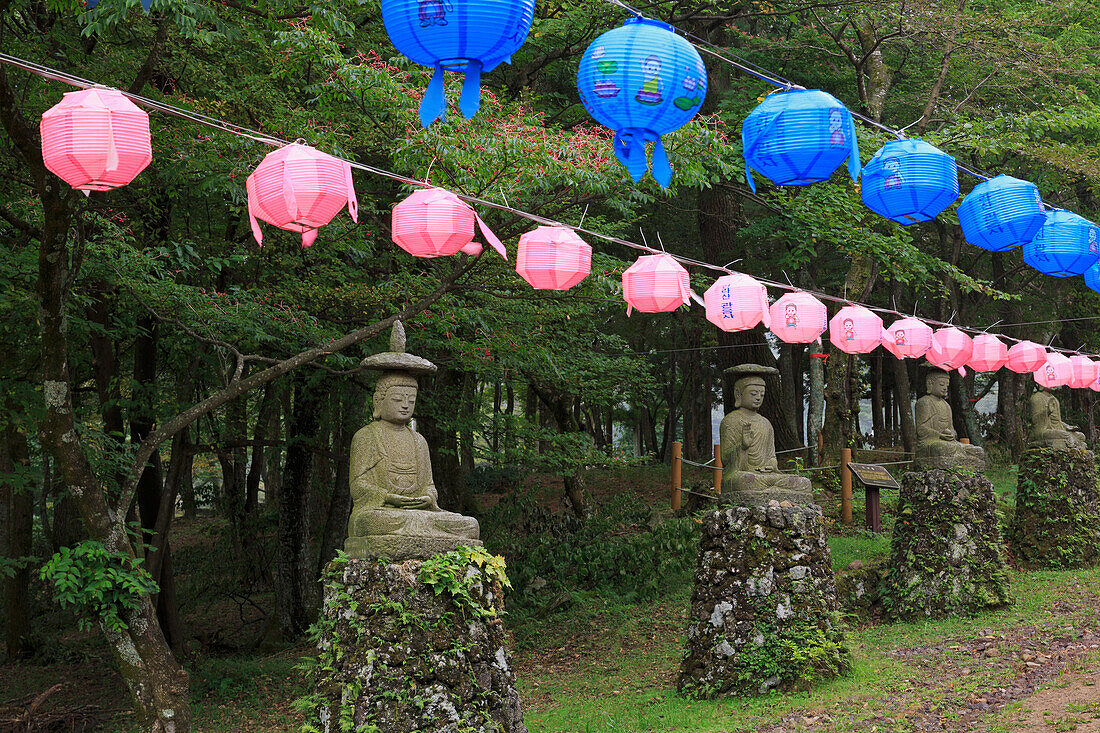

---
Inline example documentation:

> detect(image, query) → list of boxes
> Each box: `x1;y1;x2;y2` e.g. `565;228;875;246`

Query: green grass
827;532;892;571
516;567;1100;733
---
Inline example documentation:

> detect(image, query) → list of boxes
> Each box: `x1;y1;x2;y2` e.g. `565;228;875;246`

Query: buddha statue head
733;376;767;411
925;369;950;399
373;372;419;423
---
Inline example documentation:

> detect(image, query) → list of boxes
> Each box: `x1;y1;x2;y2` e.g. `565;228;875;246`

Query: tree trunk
892;356;916;453
316;380;363;576
808;341;825;465
275;377;321;640
871;354;884;446
1;413;33;660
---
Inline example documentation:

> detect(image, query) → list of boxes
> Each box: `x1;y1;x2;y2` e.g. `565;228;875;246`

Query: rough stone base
1009;448;1100;569
678;503;850;698
344;534;483;561
881;470;1010;620
309;557;526;733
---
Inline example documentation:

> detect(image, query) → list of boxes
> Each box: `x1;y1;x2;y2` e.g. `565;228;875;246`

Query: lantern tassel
745;162;757;194
419;64;446;128
344;162;359;223
613;132;647;183
246;186;264;246
846;113;861;182
475;214;507;259
302;229;318;248
651;138;671;189
459;60;482;120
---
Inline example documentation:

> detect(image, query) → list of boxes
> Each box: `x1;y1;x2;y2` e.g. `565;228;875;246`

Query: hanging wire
0;52;1089;357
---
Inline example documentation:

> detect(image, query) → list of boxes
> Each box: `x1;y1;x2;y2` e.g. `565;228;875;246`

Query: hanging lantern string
0;53;1090;359
592;0;1005;188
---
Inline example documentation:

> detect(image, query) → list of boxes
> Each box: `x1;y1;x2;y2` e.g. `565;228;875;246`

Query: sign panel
846;462;900;489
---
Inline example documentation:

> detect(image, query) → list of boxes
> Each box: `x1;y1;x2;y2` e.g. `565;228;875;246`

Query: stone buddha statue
344;322;481;561
913;368;985;472
1028;385;1087;450
719;364;813;505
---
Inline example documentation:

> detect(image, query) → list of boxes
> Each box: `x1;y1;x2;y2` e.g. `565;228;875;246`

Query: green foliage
417;545;511;620
39;541;159;633
482;493;698;609
686;611;851;699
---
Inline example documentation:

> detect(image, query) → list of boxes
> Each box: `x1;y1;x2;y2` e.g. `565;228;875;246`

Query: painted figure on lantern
895;329;907;346
883;157;902;189
418;0;451;26
829;108;845;146
843;317;855;342
784;303;799;328
636;55;663;105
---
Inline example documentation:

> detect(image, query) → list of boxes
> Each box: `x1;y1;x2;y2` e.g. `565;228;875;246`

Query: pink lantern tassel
344;163;359;223
475;214;507;259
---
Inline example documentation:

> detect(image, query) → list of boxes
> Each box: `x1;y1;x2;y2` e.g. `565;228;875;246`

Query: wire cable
0;51;1091;357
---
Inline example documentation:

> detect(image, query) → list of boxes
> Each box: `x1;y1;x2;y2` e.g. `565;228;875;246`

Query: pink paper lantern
1006;340;1048;373
246;143;358;247
967;334;1009;372
769;292;827;344
516;227;592;290
1067;355;1098;389
828;305;882;354
391;187;506;259
882;318;933;359
622;253;691;314
704;274;770;332
1034;352;1072;388
927;327;973;375
1090;371;1100;393
40;88;152;192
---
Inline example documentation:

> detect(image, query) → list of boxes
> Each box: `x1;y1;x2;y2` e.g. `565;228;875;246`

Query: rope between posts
678;456;717;469
857;448;910;455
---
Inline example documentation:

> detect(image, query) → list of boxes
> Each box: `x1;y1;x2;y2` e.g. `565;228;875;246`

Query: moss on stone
1008;448;1100;570
679;504;850;698
300;554;526;733
880;470;1010;621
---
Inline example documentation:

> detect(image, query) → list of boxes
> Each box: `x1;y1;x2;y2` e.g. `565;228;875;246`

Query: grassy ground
4;458;1100;732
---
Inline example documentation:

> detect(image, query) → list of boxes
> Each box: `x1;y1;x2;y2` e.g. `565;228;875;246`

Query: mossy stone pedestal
307;556;526;733
1009;448;1100;569
881;470;1009;620
678;503;850;697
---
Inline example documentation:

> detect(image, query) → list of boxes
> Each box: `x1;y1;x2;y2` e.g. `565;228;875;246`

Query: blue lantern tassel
614;132;648;183
651;138;671;188
419;64;447;128
459;60;482;120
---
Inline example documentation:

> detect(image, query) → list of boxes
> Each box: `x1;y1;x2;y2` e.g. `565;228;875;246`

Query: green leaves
40;541;159;633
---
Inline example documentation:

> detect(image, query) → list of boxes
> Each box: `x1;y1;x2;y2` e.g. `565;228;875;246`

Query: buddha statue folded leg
346;508;481;561
913;439;986;472
721;470;813;505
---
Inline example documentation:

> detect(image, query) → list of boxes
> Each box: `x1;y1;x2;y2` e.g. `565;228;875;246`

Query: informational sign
846;462;900;490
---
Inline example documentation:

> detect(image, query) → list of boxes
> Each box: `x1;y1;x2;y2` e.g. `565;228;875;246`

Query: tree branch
115;258;479;519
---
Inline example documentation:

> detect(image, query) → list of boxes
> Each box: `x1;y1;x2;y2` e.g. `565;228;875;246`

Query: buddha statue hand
386;494;439;511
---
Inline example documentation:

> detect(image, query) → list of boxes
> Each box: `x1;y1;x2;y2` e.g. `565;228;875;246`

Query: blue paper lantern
740;89;860;193
381;0;536;127
956;174;1046;252
860;139;958;225
1022;210;1100;278
1085;262;1100;293
577;18;707;187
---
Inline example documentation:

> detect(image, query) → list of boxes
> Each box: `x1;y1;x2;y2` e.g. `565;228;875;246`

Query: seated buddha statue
913;368;985;472
344;323;481;561
719;364;813;505
1028;385;1087;450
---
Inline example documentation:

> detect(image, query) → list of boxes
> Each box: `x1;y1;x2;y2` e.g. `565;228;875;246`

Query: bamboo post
841;447;853;524
671;441;682;510
713;443;722;494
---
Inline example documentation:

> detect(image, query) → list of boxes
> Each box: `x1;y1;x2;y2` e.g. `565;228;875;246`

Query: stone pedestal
1009;448;1100;569
307;557;526;733
881;470;1009;620
678;503;849;698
